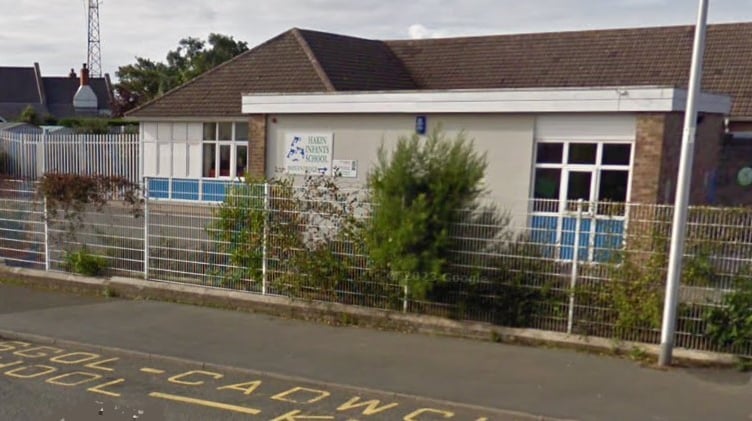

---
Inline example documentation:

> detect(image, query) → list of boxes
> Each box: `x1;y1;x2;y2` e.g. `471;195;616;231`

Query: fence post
403;284;409;313
567;199;584;335
261;182;269;295
143;178;150;280
43;197;50;272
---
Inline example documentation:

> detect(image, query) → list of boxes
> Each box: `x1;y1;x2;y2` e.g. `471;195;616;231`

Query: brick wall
633;113;724;205
715;138;752;206
248;114;267;178
632;114;666;204
657;113;724;205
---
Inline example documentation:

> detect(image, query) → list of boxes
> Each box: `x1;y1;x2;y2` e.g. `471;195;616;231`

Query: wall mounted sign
284;133;333;175
332;159;358;178
415;115;427;135
738;167;752;187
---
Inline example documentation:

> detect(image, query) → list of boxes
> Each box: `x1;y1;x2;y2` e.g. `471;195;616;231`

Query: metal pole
659;0;709;367
43;197;50;272
403;284;409;313
261;182;269;295
567;199;584;335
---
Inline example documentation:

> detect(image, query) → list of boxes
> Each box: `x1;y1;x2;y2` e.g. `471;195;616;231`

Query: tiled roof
128;22;752;119
128;31;332;118
43;77;112;118
297;29;416;91
0;65;113;120
0;67;39;103
387;22;752;117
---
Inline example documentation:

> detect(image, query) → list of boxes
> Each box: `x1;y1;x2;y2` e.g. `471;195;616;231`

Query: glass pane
218;123;233;141
567;171;592;200
202;123;216;141
597;170;629;215
236;145;248;178
602;144;631;166
235;122;249;141
219;145;231;176
567;171;592;212
535;143;563;164
202;143;216;177
533;168;561;212
568;143;597;164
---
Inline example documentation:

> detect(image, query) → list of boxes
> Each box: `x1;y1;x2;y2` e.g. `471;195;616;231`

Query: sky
1;0;751;81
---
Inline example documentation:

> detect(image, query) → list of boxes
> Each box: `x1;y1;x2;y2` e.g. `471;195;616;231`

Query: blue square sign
415;115;427;135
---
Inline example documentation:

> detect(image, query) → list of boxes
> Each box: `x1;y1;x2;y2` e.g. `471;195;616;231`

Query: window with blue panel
530;141;632;262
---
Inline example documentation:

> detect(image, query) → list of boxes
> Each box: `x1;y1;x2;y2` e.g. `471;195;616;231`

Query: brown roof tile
387;22;752;117
128;31;331;118
297;29;416;91
129;22;752;119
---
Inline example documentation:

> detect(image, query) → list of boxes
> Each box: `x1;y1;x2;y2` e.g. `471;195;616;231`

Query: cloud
408;24;445;39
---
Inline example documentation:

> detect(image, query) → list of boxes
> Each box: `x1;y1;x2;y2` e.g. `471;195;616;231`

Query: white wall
266;114;536;219
141;121;203;178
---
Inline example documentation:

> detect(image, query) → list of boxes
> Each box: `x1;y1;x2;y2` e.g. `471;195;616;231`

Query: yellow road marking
140;367;166;374
271;386;331;404
271;410;334;421
46;371;102;387
85;357;119;372
5;364;57;379
88;378;126;397
168;369;223;386
149;392;261;415
404;408;455;420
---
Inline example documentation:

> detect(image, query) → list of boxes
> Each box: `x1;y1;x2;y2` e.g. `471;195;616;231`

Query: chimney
73;63;98;110
80;63;90;86
69;68;77;78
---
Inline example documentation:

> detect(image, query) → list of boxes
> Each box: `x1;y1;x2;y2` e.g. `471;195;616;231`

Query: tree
363;127;488;298
114;33;248;114
18;105;39;125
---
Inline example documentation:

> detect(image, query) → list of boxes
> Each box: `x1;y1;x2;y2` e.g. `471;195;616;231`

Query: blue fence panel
147;178;169;199
172;179;200;201
202;181;230;202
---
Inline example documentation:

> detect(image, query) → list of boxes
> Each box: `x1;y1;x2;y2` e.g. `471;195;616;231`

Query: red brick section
633;113;724;205
248;114;267;178
632;114;666;205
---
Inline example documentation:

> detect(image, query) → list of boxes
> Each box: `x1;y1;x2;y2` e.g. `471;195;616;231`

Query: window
202;122;249;179
531;141;633;262
532;141;632;215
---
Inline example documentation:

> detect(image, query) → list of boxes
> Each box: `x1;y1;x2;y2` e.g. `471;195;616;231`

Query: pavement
0;283;751;421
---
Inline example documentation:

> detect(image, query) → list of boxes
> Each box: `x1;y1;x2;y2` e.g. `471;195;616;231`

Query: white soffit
242;87;731;115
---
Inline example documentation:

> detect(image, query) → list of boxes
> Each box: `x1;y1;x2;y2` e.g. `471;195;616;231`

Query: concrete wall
265;113;536;217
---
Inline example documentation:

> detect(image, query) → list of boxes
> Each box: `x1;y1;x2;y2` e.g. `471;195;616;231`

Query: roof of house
0;65;113;121
128;22;752;119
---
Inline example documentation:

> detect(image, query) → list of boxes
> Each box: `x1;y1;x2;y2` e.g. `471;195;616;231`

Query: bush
705;276;752;351
64;247;109;276
363;127;487;298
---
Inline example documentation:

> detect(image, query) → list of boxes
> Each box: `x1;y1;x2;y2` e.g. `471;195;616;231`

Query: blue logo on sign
286;136;306;162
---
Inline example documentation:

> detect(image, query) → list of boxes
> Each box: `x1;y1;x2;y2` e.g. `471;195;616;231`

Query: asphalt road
1;283;751;421
0;338;511;421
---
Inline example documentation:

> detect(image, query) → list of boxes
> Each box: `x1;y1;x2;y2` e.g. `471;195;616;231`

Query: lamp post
659;0;710;367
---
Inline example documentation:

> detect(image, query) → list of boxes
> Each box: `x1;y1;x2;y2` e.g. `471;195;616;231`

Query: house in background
0;63;114;122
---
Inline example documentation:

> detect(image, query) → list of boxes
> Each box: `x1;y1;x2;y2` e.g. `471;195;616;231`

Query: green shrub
705;275;752;351
363;127;487;298
64;247;109;276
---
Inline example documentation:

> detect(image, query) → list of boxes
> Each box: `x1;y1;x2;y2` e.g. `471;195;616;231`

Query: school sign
284;133;334;175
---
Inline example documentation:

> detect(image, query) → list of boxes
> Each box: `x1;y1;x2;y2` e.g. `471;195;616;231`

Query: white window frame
201;122;249;180
531;140;635;261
